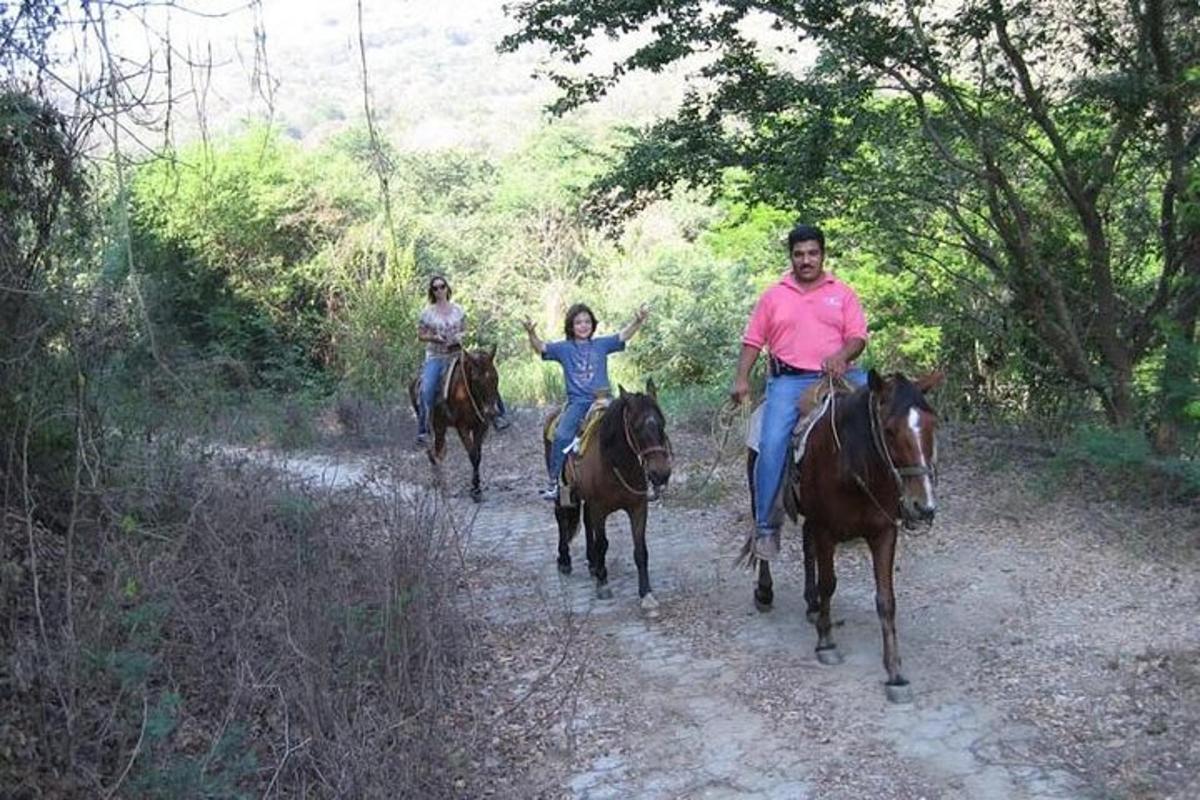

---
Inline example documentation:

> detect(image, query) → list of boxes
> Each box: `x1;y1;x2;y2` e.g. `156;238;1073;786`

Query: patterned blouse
419;303;466;359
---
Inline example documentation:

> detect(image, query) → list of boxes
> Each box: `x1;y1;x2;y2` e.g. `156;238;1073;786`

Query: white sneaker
539;484;558;501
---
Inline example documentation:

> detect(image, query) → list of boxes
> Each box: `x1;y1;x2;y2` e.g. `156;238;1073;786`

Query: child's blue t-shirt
543;334;626;400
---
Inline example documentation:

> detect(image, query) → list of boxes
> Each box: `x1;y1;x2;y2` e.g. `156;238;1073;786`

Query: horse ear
868;369;884;392
915;370;945;395
488;342;497;361
645;377;657;400
618;384;627;397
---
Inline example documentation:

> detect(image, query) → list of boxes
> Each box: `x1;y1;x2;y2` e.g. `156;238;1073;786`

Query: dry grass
0;436;489;798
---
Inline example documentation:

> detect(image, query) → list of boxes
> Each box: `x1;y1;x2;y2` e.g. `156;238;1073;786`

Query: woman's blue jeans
417;357;452;436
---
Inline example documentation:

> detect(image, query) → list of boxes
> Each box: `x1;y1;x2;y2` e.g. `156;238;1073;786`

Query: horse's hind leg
748;450;774;611
869;527;911;702
556;502;580;575
811;523;843;666
754;561;773;611
587;505;612;600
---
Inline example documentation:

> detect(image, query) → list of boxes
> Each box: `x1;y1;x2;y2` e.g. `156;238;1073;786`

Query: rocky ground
276;405;1200;799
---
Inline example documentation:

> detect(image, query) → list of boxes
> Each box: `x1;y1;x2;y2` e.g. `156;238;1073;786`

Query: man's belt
769;357;821;377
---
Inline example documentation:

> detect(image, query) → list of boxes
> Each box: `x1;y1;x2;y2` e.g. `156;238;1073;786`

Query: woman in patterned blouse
416;274;509;445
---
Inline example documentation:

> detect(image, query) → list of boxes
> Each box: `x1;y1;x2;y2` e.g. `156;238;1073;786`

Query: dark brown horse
408;346;501;501
547;381;672;616
747;370;943;702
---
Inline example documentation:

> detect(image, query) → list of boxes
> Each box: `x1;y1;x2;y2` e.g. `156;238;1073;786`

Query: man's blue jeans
548;398;591;483
417;357;452;436
753;369;866;535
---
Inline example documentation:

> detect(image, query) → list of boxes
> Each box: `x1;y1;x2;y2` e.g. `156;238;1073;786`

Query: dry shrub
1;442;476;798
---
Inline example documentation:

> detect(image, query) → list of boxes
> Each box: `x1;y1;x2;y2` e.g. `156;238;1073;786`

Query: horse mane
830;386;876;478
597;393;634;461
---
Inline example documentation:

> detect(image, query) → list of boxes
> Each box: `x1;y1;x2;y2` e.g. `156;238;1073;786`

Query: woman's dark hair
426;274;453;303
786;224;825;253
563;303;598;340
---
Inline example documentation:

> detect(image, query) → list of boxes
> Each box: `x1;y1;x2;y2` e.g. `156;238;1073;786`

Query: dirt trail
276;410;1200;799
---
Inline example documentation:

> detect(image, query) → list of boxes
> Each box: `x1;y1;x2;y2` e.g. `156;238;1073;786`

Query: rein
453;354;488;424
866;393;935;489
829;385;933;520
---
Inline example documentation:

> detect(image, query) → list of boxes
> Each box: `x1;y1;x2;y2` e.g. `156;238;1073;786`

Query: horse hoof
754;590;773;613
640;593;659;618
885;681;913;704
470;489;482;503
596;585;613;600
557;561;571;576
817;647;844;666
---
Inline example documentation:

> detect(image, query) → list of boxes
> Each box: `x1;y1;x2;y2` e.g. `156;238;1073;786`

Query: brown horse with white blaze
548;380;672;616
408;345;501;501
747;369;943;702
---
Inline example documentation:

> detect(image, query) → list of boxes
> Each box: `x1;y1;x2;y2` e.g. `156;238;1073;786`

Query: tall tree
503;0;1200;433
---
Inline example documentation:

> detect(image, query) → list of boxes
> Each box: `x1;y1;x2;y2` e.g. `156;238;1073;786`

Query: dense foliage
504;0;1200;445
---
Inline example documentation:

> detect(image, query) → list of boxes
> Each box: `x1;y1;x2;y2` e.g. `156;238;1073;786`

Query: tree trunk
1154;225;1200;454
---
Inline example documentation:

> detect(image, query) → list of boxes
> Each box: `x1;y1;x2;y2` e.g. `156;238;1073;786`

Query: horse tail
408;375;420;415
781;453;802;521
734;531;760;570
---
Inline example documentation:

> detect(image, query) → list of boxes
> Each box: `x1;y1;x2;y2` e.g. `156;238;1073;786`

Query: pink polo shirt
741;272;868;371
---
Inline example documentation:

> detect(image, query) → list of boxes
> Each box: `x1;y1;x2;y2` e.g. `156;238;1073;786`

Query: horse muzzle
900;495;936;525
646;463;671;492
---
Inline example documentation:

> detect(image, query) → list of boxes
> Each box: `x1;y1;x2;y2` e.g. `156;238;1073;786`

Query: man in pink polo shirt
730;224;869;561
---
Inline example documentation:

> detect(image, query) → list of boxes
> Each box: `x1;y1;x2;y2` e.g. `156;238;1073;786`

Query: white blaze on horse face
906;407;936;505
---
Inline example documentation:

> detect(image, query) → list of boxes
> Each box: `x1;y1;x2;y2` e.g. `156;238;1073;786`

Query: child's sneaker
539;483;558;502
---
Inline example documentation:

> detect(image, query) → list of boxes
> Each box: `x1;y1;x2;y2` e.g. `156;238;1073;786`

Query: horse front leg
583;501;598;578
810;522;843;665
459;422;484;502
587;505;612;600
869;527;911;702
431;405;447;460
627;502;658;616
803;522;819;621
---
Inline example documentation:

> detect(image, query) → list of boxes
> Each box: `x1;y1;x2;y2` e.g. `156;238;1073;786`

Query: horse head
867;369;944;524
464;346;501;421
617;378;672;492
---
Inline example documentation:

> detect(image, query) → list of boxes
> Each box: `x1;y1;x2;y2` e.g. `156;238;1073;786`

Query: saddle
784;376;857;520
745;375;856;463
437;352;463;402
543;393;610;444
547;393;611;507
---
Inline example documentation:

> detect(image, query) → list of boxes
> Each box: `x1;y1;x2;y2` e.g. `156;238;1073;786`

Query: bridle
866;390;937;491
831;384;936;521
610;403;672;498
